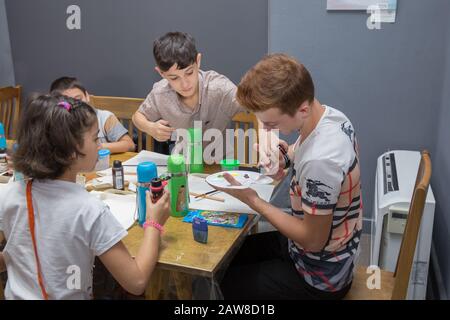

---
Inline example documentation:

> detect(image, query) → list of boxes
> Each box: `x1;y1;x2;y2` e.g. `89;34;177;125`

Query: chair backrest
231;111;259;167
391;150;432;299
89;95;152;151
0;85;22;140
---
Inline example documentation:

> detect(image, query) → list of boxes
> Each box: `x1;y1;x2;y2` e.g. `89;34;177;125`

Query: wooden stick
189;191;225;202
194;190;220;198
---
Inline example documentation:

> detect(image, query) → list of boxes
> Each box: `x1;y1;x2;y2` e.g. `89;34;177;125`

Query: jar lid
98;149;111;157
150;177;163;188
113;160;122;168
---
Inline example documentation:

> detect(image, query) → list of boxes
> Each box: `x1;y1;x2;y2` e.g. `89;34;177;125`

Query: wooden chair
231;111;259;167
345;150;432;300
89;95;152;151
0;85;22;140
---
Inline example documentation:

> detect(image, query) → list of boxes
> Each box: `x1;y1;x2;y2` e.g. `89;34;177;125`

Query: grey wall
431;10;450;298
0;0;15;87
5;0;267;97
269;0;449;230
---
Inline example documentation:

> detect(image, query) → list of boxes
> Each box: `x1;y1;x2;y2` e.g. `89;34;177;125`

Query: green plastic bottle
188;128;204;173
168;154;189;217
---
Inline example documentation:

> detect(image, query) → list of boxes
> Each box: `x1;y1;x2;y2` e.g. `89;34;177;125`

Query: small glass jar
95;149;111;171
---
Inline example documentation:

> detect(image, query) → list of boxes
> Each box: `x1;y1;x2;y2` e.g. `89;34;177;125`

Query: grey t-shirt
0;179;127;300
96;109;128;144
138;69;243;133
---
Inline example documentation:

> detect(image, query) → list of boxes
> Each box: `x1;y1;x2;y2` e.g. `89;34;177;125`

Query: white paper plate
206;170;273;189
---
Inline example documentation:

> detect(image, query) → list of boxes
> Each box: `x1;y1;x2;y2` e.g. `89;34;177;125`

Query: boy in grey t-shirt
132;32;243;155
50;77;135;154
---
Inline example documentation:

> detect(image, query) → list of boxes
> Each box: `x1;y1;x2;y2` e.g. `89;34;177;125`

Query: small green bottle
188;128;204;173
168;154;189;217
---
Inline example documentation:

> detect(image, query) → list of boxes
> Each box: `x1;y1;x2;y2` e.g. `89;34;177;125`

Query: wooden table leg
145;268;169;300
250;222;259;234
171;272;192;300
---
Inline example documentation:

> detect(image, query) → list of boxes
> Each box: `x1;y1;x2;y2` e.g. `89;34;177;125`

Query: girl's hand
145;190;171;226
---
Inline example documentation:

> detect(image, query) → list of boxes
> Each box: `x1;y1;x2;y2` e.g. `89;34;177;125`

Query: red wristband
143;220;164;234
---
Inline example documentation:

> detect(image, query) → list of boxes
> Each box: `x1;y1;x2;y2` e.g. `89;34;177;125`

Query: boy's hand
145;190;171;226
208;173;259;206
255;139;289;181
150;120;176;142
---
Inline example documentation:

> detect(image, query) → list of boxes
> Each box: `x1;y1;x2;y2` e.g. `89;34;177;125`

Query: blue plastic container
0;122;6;150
137;162;158;226
192;217;208;244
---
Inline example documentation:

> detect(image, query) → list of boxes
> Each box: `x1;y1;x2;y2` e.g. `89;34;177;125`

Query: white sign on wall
327;0;396;11
327;0;397;25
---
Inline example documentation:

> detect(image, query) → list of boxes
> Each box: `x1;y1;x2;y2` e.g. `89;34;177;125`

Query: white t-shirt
0;179;127;300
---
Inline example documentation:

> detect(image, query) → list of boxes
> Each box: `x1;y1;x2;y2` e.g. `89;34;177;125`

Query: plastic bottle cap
151;177;163;188
137;162;158;183
167;154;186;173
113;160;122;168
98;149;111;158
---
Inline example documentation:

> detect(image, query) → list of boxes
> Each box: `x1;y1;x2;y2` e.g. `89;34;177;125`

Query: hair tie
57;101;72;111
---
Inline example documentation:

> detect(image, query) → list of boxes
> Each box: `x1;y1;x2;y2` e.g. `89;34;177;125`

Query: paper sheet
123;150;169;166
91;191;136;230
96;150;169;177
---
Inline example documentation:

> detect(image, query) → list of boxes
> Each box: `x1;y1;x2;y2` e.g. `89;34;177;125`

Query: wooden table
1;147;259;299
110;152;258;299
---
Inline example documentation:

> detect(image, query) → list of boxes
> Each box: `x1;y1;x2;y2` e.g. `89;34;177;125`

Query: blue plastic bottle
137;162;158;226
0;122;8;175
0;122;6;149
